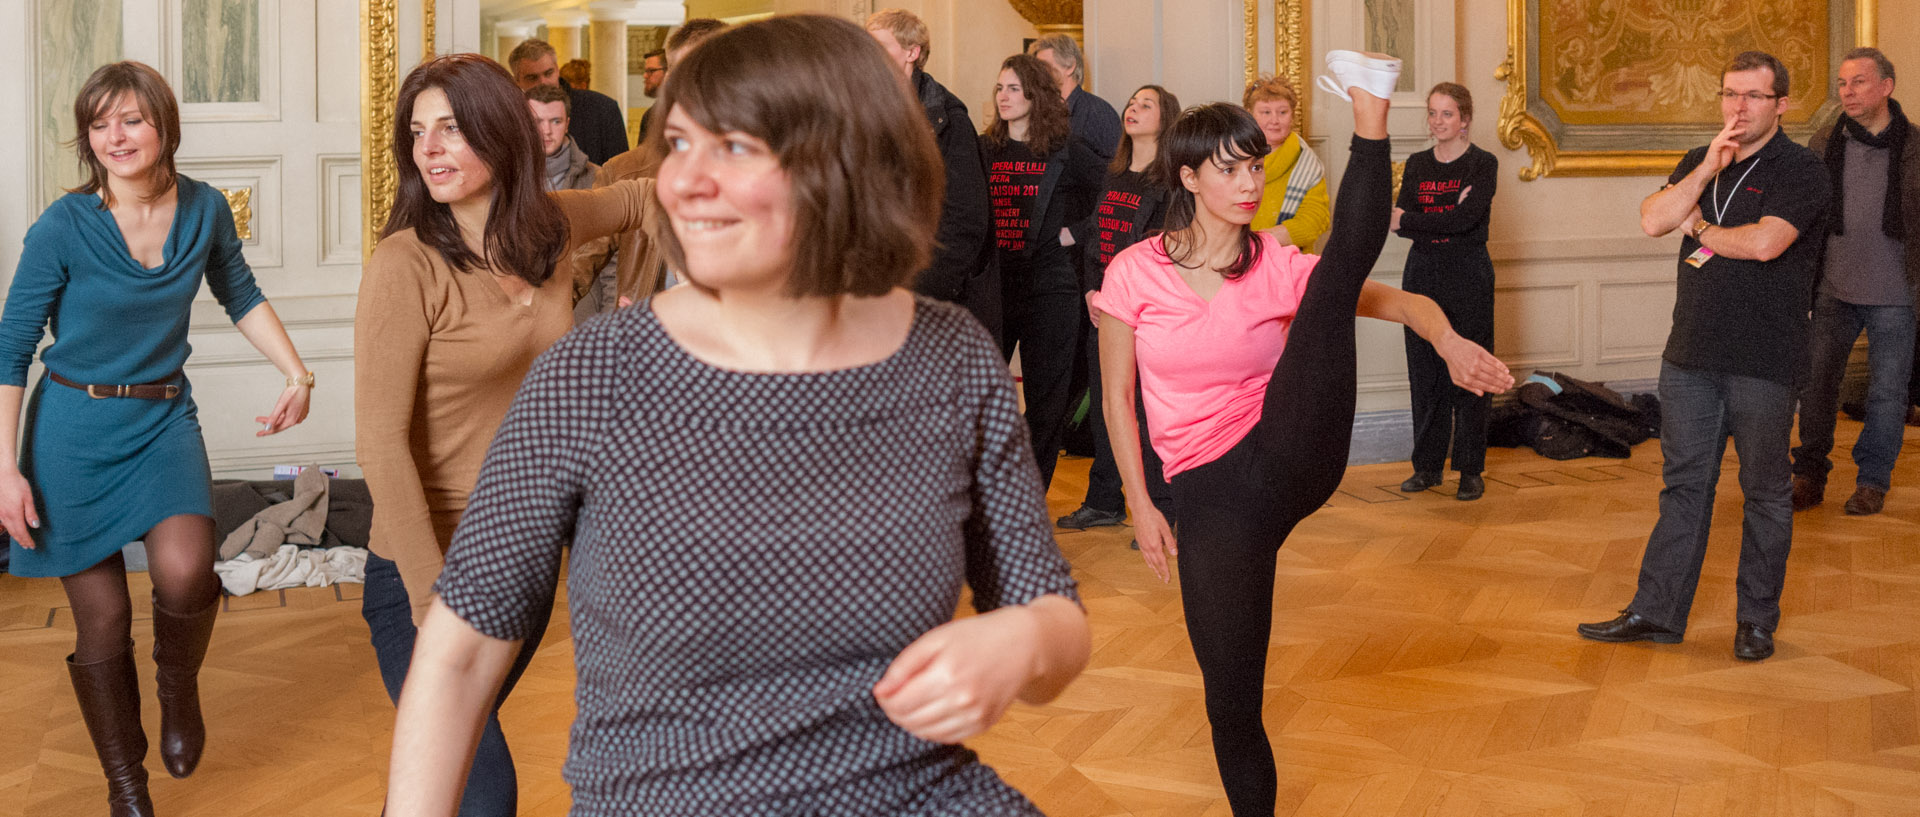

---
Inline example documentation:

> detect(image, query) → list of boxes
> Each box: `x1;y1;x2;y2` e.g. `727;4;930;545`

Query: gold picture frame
1245;0;1312;136
1497;0;1877;180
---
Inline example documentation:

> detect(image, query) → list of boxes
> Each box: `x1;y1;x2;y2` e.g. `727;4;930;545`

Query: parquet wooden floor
5;419;1920;816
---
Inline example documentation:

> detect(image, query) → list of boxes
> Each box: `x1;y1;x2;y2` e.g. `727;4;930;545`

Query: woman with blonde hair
1;61;311;816
1244;74;1331;250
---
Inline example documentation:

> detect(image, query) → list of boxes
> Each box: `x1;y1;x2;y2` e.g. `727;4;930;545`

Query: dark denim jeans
1793;292;1917;492
1628;362;1794;634
362;550;553;816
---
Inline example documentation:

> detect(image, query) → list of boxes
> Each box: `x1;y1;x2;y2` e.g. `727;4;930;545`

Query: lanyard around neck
1709;158;1759;225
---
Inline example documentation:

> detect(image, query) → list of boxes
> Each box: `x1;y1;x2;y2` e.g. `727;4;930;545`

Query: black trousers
1401;246;1494;475
1165;135;1393;817
1082;323;1174;518
1001;281;1084;491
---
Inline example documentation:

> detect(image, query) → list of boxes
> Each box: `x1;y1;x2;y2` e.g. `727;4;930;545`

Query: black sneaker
1056;505;1127;530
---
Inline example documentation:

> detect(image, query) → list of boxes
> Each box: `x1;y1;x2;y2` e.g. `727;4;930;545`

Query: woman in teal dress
0;62;311;817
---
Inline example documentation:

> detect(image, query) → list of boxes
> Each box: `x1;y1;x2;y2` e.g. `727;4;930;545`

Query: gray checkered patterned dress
433;296;1079;816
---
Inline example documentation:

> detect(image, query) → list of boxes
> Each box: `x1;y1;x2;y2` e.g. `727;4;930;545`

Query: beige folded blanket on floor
219;468;329;561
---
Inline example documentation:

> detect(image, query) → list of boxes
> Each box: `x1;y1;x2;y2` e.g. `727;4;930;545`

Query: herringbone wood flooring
5;420;1920;816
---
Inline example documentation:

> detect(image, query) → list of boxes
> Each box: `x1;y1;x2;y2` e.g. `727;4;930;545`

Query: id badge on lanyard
1690;159;1759;269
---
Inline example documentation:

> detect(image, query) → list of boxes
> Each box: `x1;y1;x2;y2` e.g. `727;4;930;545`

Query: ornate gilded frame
1497;0;1877;180
362;0;397;257
1245;0;1311;136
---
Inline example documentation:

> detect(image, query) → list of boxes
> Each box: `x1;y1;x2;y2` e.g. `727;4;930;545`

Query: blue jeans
362;550;552;816
1628;362;1794;634
1792;292;1917;492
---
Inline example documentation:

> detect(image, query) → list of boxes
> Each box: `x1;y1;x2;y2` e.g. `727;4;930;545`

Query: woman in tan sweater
352;53;658;817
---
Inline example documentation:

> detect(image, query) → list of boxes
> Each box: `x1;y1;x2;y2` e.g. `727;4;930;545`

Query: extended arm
1356;280;1513;395
384;600;520;816
233;303;311;434
1097;314;1177;580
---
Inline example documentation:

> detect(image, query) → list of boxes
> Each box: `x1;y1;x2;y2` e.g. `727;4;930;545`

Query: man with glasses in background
636;49;666;140
1578;51;1829;662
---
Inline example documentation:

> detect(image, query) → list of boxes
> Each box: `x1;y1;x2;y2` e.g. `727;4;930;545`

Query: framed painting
1496;0;1877;179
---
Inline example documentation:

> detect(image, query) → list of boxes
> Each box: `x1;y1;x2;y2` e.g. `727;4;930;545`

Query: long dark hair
1156;103;1269;281
982;53;1071;157
1111;85;1180;177
384;54;568;285
69;61;181;208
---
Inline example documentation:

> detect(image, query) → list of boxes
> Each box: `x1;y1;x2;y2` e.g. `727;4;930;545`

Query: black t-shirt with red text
979;136;1103;293
1078;169;1168;290
1394;143;1498;249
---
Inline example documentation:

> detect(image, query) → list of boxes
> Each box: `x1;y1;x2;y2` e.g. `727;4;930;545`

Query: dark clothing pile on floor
1489;372;1660;460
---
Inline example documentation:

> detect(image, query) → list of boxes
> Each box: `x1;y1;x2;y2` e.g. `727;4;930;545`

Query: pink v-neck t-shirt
1091;233;1317;478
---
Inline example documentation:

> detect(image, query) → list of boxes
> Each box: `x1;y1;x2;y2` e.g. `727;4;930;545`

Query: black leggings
1166;135;1392;816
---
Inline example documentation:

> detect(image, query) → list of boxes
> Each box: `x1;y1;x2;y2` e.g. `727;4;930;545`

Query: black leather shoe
1733;623;1774;661
1576;612;1682;644
1056;505;1127;530
1455;473;1485;501
1400;471;1442;492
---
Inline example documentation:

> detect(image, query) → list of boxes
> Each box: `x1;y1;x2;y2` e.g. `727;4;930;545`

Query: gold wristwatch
1691;219;1713;240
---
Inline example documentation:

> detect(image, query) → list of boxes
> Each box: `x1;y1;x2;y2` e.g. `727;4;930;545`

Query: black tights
1168;135;1393;816
61;514;219;663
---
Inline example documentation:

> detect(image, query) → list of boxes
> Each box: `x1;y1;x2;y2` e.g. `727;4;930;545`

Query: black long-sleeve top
912;70;992;303
1395;143;1498;249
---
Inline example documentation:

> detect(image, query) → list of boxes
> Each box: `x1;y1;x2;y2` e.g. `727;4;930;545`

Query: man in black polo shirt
1578;51;1829;662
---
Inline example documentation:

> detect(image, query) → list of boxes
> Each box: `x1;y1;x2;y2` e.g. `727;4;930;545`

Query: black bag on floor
1490;372;1658;460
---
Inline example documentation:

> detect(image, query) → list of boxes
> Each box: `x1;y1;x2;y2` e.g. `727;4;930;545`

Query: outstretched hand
1435;330;1513;396
256;384;311;436
874;605;1043;744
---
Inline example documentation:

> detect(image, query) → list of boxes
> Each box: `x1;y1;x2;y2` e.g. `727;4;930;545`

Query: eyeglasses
1717;90;1779;104
642;67;666;76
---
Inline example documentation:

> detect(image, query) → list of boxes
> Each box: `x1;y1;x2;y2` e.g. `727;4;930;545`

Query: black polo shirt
1662;128;1829;385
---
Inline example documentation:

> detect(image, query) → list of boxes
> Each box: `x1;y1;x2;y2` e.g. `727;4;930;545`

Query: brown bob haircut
983;53;1072;157
647;14;944;298
386;54;568;285
70;61;181;208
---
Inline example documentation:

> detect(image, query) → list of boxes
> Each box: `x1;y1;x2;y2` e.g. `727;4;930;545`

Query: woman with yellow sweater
1244;76;1330;250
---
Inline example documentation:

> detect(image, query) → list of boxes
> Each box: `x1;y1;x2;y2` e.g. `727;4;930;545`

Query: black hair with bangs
1156;102;1271;281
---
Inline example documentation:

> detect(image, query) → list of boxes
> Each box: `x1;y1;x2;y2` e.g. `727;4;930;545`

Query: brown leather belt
48;370;182;400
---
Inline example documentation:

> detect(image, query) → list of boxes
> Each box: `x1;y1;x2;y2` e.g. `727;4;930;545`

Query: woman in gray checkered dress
380;15;1090;817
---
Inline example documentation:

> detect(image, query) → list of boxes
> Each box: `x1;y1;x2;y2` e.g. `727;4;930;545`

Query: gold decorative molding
1244;0;1257;89
423;0;436;59
217;186;253;241
363;0;398;257
1499;0;1877;179
1275;0;1308;138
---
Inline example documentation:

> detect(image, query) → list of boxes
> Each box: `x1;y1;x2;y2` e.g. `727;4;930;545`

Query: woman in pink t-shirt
1090;55;1513;815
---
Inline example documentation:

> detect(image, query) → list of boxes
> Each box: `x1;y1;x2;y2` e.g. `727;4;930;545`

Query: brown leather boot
1790;475;1824;512
152;594;217;778
67;644;156;817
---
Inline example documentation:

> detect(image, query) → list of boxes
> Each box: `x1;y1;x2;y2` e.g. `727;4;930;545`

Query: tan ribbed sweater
355;179;658;624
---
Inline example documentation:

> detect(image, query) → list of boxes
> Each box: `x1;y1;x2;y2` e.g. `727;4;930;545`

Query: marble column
589;3;632;111
545;10;589;65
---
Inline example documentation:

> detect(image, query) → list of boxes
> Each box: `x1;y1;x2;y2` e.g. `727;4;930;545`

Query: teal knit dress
1;177;265;577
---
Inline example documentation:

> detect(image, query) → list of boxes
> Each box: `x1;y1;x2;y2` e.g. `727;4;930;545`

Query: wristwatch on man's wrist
1691;218;1713;241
